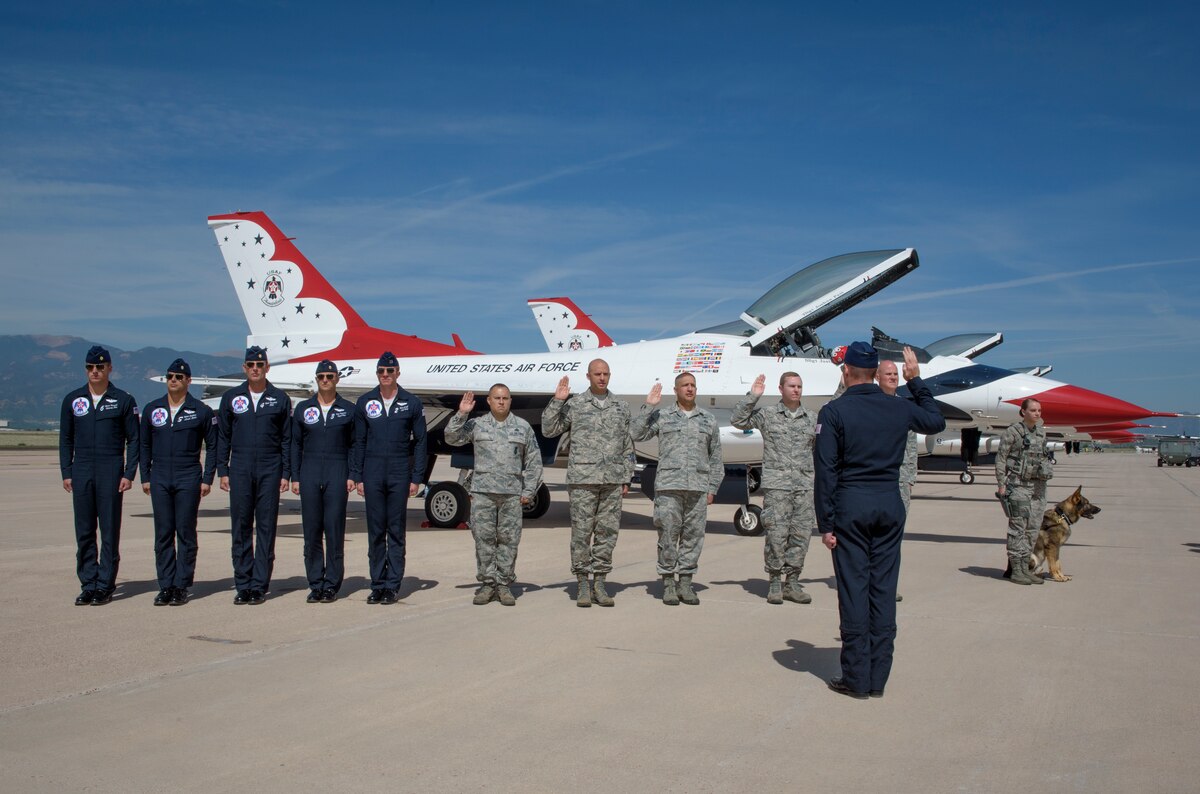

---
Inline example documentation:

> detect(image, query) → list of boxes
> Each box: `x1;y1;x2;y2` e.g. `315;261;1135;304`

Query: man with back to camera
60;345;139;605
731;371;816;605
445;384;543;606
217;346;292;605
140;358;216;606
541;358;634;607
351;352;427;605
291;360;357;603
995;398;1052;585
816;343;945;699
630;372;723;606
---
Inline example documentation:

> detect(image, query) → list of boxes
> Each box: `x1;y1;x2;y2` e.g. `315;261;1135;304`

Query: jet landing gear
959;469;976;485
639;464;765;537
423;480;552;528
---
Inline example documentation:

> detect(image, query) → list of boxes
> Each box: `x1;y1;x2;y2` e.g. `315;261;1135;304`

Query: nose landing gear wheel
734;504;764;536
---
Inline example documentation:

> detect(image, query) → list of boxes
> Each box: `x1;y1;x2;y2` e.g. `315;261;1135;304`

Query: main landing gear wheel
959;470;976;484
522;483;552;520
425;482;470;528
734;504;764;536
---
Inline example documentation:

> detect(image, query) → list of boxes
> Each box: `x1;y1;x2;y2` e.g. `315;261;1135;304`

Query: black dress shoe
169;588;187;606
869;689;884;698
306;589;321;603
320;589;336;603
234;589;250;605
827;678;869;700
75;589;95;606
91;589;114;605
366;589;382;604
154;589;171;606
380;588;397;604
248;590;265;605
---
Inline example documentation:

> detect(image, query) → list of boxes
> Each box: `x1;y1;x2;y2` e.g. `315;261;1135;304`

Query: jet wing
924;332;1004;359
740;248;919;349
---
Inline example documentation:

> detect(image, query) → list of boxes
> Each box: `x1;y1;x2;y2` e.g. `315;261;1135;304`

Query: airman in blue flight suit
351;352;428;605
290;360;357;603
815;343;945;699
60;345;139;605
217;346;292;605
139;358;217;606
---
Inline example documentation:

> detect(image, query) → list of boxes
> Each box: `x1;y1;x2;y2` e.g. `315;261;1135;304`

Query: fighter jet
196;211;1175;527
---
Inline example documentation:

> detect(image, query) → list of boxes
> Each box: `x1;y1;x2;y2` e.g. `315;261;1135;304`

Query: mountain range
0;335;243;429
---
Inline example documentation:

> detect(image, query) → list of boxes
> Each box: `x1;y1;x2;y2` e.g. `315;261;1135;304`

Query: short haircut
587;359;609;375
674;371;695;385
488;383;511;396
779;371;801;387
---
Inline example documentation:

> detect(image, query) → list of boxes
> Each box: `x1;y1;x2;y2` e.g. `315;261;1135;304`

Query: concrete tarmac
1;451;1197;792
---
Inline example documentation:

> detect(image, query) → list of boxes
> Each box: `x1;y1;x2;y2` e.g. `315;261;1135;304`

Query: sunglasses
244;361;266;369
85;363;108;372
377;367;398;375
316;373;337;381
165;373;188;382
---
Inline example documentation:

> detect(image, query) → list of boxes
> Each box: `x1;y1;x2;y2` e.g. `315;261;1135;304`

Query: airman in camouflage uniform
630;372;723;606
445;384;544;605
542;359;634;607
995;398;1052;586
731;372;815;605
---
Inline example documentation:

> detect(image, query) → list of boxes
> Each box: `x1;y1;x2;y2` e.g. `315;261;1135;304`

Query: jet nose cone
1028;385;1174;425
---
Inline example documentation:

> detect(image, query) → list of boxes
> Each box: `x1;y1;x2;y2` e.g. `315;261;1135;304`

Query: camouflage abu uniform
995;421;1052;566
898;432;918;514
542;392;634;576
730;395;815;576
631;405;723;575
445;412;543;586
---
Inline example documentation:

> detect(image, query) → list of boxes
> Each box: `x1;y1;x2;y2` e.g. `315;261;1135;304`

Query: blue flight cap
377;351;399;369
245;346;268;363
85;345;110;365
167;358;191;377
844;341;879;369
316;359;338;375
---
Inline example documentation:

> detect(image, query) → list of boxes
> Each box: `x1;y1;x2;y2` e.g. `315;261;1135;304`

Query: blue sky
2;2;1198;410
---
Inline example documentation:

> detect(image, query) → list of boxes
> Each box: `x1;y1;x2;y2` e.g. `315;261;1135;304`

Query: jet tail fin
208;211;478;363
527;297;614;352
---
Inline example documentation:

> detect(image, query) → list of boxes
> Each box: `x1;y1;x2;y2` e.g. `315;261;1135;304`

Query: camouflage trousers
899;481;914;515
568;484;623;575
470;492;523;585
652;490;707;576
761;488;814;576
1003;481;1046;558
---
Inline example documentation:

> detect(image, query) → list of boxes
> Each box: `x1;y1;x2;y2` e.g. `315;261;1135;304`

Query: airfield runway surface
1;451;1197;792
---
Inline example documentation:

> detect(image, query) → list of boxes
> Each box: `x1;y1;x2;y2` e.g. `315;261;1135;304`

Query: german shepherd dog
1028;486;1101;582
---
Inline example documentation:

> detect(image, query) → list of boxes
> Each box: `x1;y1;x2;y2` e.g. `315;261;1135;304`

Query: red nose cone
1010;385;1175;425
1074;422;1154;432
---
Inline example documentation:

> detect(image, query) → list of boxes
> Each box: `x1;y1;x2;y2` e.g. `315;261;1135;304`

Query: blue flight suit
59;384;139;593
139;394;217;591
814;378;945;695
291;395;357;594
351;387;428;591
217;383;292;594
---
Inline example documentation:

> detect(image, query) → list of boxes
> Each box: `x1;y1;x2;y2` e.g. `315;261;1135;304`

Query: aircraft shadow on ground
903;532;1004;545
710;576;836;598
771;638;841;680
112;574;439;602
1185;543;1200;554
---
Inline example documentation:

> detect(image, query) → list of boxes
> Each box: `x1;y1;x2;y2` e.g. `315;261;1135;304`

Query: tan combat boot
592;575;614;607
766;575;783;605
576;574;592;608
677;575;699;605
783;575;812;604
662;574;679;606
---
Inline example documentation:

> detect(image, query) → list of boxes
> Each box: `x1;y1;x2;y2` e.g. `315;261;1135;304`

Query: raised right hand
750;374;766;397
645;383;662;407
554;376;570;401
458;391;475;413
